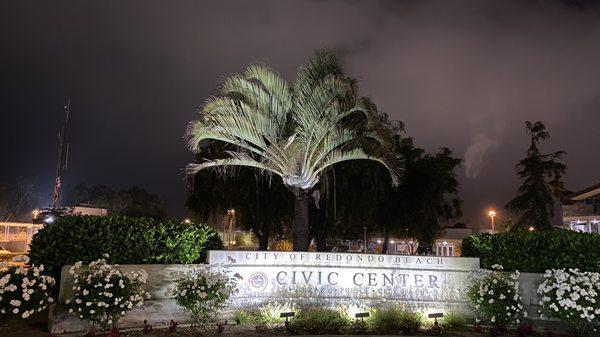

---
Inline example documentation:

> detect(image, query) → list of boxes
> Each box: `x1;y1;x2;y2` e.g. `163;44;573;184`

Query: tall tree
186;49;400;251
506;121;566;230
312;135;462;255
186;167;293;250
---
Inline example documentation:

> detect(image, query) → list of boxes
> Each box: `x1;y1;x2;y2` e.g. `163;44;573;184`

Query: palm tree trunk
382;223;390;254
293;189;310;251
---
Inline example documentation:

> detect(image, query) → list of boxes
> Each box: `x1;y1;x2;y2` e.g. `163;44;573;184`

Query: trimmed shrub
462;230;600;273
29;215;222;282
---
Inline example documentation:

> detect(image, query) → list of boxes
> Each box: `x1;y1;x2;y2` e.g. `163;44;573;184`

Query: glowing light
44;215;55;224
488;210;496;218
376;240;382;244
183;218;191;224
528;226;535;232
390;240;395;244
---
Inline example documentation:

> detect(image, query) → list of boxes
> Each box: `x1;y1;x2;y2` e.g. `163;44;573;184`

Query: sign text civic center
208;251;480;310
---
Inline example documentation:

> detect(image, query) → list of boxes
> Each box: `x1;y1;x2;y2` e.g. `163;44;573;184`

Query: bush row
461;230;600;273
29;215;222;282
234;304;470;335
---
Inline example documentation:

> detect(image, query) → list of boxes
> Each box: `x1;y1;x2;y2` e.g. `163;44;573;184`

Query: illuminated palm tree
186;50;400;251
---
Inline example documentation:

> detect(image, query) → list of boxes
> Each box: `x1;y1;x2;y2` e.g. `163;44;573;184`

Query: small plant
234;231;256;246
253;302;298;325
439;310;469;330
288;307;350;334
170;266;240;326
467;264;526;328
370;306;423;335
65;255;150;331
538;268;600;336
0;256;56;327
271;240;293;251
216;321;226;334
142;320;152;333
168;320;178;332
233;309;254;325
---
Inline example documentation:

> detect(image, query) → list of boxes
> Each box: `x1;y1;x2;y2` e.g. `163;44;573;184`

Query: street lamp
362;226;367;253
488;210;497;232
227;209;236;251
528;226;535;232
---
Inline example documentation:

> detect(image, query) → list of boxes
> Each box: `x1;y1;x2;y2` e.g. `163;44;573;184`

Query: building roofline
567;182;600;201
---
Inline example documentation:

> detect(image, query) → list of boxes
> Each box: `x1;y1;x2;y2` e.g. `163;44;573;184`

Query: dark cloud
1;0;599;226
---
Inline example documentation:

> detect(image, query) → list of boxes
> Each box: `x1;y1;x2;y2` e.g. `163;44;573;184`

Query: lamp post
362;226;367;253
227;209;235;250
488;209;497;232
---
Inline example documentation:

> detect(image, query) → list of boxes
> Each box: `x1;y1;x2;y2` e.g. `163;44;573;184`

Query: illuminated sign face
208;251;479;309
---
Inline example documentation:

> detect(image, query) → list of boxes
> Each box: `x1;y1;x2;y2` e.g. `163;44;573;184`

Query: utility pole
363;226;367;253
52;98;71;209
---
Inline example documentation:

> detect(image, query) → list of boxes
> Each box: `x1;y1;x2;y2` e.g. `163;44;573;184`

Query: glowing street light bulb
528;226;535;232
488;209;497;232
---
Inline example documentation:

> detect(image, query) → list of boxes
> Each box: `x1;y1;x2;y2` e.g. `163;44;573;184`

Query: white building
375;223;492;257
0;222;44;253
562;183;600;233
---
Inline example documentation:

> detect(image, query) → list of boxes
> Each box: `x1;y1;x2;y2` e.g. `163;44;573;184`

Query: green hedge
462;230;600;273
29;215;222;281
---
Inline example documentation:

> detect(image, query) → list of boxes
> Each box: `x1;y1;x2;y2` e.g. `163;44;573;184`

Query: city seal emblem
247;272;268;292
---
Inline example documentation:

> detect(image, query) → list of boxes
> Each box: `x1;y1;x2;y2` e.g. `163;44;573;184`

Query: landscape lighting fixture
280;311;295;327
355;312;370;321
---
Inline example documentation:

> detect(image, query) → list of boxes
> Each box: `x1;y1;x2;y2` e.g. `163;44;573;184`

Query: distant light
44;216;55;224
442;241;448;245
528;226;535;232
390;240;395;244
183;218;191;224
376;240;382;244
488;210;496;218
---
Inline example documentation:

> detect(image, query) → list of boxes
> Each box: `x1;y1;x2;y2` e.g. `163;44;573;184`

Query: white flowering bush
0;256;55;324
538;268;600;336
467;264;526;327
170;266;240;326
65;255;150;330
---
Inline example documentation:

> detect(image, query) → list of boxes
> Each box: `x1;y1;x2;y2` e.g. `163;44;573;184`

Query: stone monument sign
208;250;480;311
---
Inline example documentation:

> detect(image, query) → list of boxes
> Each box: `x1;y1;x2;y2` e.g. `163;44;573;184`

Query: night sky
2;0;600;226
